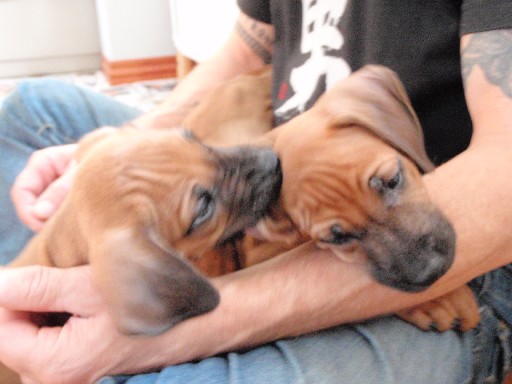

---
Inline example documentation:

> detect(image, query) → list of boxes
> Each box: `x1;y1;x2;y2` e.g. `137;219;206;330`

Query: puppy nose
253;147;280;175
407;240;453;287
393;217;456;291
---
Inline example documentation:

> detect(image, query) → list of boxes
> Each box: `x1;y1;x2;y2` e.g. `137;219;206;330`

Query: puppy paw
396;284;480;332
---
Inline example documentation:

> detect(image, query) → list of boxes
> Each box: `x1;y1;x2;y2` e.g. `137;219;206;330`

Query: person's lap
98;316;474;384
0;79;509;384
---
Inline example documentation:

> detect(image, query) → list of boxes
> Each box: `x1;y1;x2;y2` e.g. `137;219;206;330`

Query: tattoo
235;20;273;64
249;20;274;47
462;30;512;98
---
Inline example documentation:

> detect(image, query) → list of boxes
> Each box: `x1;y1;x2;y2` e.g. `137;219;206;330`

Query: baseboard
0;54;101;79
101;55;177;85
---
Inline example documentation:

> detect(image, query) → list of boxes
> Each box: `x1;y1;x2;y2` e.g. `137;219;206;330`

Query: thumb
0;266;102;316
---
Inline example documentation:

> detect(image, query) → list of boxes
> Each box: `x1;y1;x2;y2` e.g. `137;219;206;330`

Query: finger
13;146;74;205
0;308;42;374
11;145;77;229
12;162;51;231
31;161;77;222
0;266;102;316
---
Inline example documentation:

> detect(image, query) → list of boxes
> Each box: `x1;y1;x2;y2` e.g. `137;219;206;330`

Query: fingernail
32;200;56;219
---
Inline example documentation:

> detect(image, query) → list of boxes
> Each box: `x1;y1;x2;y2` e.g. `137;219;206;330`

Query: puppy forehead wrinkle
83;138;216;218
287;161;364;207
286;164;377;234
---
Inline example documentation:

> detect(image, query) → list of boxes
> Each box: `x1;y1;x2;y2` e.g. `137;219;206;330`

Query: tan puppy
11;125;281;336
1;67;279;384
254;65;479;331
266;65;453;290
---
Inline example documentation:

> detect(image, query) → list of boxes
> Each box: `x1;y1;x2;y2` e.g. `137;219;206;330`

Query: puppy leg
397;285;480;332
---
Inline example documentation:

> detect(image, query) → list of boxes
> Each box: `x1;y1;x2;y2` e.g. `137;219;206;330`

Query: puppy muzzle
361;203;456;292
216;146;282;242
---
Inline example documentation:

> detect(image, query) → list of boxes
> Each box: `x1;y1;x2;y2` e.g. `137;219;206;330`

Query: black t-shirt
237;0;512;165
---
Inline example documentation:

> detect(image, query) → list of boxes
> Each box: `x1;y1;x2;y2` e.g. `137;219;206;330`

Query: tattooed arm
397;29;512;331
419;29;512;282
133;12;274;129
462;30;512;99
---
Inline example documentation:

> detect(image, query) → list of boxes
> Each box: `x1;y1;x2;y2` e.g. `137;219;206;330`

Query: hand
0;266;161;384
11;145;77;231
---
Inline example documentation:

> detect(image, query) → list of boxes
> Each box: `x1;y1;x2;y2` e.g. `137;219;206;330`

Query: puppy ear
90;227;220;336
327;65;434;173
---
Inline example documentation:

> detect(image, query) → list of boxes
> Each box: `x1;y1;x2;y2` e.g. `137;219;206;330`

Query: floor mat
0;70;177;111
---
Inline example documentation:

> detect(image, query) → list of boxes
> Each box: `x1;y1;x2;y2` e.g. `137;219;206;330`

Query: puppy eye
187;189;215;235
385;169;402;189
369;162;404;194
324;224;357;245
197;190;213;217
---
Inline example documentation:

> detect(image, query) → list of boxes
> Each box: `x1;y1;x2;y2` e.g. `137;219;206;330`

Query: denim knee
469;265;512;383
0;78;140;147
99;317;473;384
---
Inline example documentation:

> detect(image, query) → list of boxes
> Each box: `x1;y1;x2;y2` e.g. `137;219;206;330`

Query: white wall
0;0;101;78
96;0;176;61
169;0;238;62
0;0;239;78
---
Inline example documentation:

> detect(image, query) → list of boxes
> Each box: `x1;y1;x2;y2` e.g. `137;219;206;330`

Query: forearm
133;13;273;129
138;240;454;369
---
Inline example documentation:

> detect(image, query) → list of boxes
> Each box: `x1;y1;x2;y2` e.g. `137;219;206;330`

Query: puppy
11;125;281;336
253;65;479;331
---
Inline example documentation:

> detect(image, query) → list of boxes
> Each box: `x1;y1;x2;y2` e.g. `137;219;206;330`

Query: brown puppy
0;67;279;384
266;65;453;290
11;125;281;336
256;65;479;330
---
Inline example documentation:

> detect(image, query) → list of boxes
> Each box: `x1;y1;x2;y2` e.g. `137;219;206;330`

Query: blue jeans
0;79;510;384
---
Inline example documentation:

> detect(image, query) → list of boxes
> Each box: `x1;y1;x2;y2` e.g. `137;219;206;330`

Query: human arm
396;29;512;331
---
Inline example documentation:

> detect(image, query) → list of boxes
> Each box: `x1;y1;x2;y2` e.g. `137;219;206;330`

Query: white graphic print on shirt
275;0;351;120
